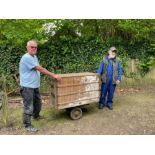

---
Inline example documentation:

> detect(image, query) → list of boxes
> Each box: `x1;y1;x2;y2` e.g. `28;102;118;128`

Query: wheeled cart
49;72;100;120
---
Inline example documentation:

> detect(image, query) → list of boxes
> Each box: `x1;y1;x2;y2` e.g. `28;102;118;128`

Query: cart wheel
70;107;82;120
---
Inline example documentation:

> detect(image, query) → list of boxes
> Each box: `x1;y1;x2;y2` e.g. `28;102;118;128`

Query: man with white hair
19;40;61;132
97;47;122;110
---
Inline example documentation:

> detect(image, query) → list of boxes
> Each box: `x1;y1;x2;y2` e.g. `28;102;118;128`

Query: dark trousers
99;80;116;107
20;87;42;127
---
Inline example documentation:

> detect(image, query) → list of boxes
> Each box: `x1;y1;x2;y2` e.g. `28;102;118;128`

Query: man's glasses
30;46;37;49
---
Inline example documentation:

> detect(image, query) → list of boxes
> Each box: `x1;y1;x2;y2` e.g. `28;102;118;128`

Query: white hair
27;40;37;46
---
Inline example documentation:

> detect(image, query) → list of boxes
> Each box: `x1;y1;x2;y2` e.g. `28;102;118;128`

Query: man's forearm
35;66;55;78
40;68;55;77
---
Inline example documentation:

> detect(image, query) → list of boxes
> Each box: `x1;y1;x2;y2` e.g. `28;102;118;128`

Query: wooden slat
57;98;99;109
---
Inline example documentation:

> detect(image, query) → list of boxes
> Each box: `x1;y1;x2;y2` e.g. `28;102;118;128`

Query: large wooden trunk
49;72;100;109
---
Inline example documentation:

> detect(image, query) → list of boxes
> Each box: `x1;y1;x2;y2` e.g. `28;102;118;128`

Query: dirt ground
0;89;155;135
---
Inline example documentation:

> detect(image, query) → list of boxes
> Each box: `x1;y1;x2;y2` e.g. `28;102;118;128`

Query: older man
19;40;61;132
97;47;122;110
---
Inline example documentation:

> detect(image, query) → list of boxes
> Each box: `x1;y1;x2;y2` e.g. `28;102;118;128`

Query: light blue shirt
19;53;40;88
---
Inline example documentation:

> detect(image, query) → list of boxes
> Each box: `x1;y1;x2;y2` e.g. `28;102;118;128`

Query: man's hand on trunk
52;74;61;81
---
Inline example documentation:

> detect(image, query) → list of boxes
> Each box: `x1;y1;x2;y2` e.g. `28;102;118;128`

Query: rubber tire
70;107;82;120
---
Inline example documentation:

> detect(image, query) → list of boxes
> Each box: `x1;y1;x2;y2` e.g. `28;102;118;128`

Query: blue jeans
99;80;116;107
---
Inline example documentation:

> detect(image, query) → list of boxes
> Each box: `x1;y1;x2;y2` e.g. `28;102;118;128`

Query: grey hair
27;40;37;46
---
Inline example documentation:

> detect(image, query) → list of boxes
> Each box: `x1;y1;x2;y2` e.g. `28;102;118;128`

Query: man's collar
27;52;35;57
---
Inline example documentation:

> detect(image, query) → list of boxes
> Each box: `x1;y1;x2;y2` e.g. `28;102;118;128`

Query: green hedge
0;19;154;92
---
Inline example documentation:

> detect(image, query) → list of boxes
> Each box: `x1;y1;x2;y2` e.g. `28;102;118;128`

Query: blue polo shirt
19;53;40;88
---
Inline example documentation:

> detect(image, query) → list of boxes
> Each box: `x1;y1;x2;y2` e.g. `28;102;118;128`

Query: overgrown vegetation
0;19;155;91
0;75;9;126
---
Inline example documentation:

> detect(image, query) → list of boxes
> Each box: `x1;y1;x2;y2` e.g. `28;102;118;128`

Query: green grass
0;106;71;131
1;79;155;134
120;77;155;88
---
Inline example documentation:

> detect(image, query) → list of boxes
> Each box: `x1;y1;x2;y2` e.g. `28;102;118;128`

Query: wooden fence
120;59;155;88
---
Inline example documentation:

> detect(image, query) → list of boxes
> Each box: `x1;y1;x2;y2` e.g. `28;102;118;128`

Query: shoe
99;104;104;109
107;106;113;110
25;125;38;132
33;115;45;120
